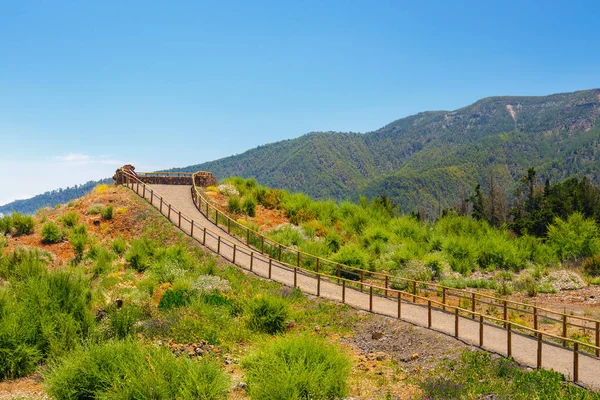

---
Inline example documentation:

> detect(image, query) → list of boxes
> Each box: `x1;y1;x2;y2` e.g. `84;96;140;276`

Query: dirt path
130;183;600;390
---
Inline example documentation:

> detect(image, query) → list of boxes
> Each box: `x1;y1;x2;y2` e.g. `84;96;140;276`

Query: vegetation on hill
179;89;600;215
0;178;111;215
1;184;598;398
212;175;600;301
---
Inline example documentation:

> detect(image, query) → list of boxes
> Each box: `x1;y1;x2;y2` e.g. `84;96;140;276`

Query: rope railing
119;168;600;386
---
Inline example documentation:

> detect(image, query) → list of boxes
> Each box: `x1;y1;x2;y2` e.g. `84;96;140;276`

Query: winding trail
131;183;600;390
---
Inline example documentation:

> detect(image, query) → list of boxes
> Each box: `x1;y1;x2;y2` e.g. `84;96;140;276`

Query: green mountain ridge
4;88;600;215
178;88;600;214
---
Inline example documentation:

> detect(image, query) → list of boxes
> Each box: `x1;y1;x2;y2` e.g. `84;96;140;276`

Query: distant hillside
0;178;111;215
177;89;600;215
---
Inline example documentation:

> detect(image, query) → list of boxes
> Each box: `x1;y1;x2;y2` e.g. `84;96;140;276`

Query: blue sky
1;0;599;204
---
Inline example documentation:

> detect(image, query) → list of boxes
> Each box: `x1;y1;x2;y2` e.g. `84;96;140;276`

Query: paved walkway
130;182;600;389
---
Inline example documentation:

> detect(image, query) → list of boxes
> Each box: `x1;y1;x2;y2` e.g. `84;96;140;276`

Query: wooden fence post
317;274;320;297
232;244;236;263
533;307;538;330
369;286;373;312
563;315;567;346
397;292;402;319
574;342;579;382
471;292;476;319
412;281;416;303
294;267;297;288
168;204;171;219
596;321;599;357
268;258;272;279
178;211;181;228
479;315;484;346
342;280;346;304
507;323;512;357
203;227;206;245
250;252;254;272
442;287;446;311
217;236;221;254
191;220;194;237
503;301;507;328
455;308;459;337
428;300;432;328
537;333;542;369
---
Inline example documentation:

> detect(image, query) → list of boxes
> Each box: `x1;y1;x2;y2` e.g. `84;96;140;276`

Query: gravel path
128;182;600;389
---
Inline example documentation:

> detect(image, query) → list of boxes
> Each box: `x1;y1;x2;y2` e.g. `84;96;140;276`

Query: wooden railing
120;169;600;386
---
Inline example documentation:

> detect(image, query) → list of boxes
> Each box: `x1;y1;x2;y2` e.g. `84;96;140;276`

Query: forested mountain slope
179;89;600;214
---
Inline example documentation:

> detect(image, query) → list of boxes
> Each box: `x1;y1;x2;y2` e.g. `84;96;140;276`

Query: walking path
131;183;600;390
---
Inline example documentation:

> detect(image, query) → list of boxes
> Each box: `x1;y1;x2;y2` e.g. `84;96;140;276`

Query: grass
41;221;62;244
242;334;351;400
419;350;600;399
45;341;230;400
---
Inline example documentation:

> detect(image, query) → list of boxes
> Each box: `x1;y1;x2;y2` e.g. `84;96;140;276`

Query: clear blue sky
1;0;599;204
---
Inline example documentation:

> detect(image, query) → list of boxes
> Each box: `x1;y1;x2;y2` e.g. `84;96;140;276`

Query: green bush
243;334;351;400
70;226;88;263
45;341;229;400
332;244;368;279
11;213;35;236
583;255;600;277
158;288;193;310
125;237;157;272
41;221;62;244
247;295;289;334
0;253;93;379
547;213;600;261
60;211;79;228
111;236;127;255
228;196;241;214
101;205;113;220
87;205;102;215
91;246;114;277
242;197;257;217
0;215;13;235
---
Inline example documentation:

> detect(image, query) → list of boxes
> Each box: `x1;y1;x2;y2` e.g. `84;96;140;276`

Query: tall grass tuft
242;334;351;400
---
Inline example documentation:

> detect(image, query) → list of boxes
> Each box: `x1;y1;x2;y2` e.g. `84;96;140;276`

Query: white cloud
56;153;91;163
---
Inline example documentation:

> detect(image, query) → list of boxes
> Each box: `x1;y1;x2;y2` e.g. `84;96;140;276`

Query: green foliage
0;250;93;379
228;195;241;214
124;237;157;272
69;225;88;263
583;255;600;277
110;235;127;255
247;295;289;334
547;212;600;261
0;215;13;235
101;205;113;220
87;204;102;215
10;213;35;236
45;341;230;400
242;196;257;217
420;350;599;399
242;334;351;400
60;211;79;228
332;244;368;277
41;221;62;244
158;288;194;310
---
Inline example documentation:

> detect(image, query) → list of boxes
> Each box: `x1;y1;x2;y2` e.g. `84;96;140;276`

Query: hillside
179;89;600;214
2;184;599;398
0;178;111;215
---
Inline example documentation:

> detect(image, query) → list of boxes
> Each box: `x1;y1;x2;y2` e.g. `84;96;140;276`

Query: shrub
91;246;113;277
583;255;600;277
332;244;369;273
124;238;157;272
158;288;194;310
0;261;93;379
87;205;103;215
104;303;144;339
242;197;257;217
45;341;229;400
547;213;600;261
94;184;109;194
111;236;127;255
12;213;35;236
228;196;241;214
0;215;13;235
60;211;79;228
218;183;239;197
247;295;289;334
70;227;87;263
243;334;351;400
41;221;62;244
101;205;113;220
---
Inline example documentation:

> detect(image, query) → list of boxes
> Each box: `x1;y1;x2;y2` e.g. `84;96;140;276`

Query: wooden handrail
120;168;600;358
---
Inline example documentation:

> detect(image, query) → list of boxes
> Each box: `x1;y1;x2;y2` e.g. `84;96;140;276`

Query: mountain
6;88;600;216
177;89;600;215
0;178;111;215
